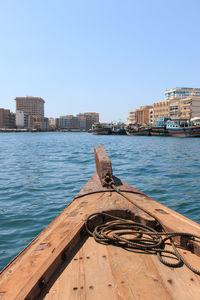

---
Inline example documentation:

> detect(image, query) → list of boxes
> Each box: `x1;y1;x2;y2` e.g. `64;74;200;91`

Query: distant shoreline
0;129;88;133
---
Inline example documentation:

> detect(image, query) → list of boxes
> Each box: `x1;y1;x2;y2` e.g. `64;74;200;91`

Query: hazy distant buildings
49;117;56;130
59;115;80;130
77;112;99;131
56;112;99;131
28;115;49;131
0;108;15;129
14;96;48;130
16;110;28;129
15;96;45;117
1;95;99;131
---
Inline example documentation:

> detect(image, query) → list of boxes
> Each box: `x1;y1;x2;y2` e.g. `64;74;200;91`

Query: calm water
0;132;200;270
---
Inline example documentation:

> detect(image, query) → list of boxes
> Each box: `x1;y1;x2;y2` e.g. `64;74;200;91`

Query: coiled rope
85;185;200;275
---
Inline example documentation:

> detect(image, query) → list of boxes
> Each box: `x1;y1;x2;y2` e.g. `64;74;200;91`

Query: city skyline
1;1;200;122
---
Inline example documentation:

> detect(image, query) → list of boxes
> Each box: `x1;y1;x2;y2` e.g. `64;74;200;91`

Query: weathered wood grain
0;179;200;299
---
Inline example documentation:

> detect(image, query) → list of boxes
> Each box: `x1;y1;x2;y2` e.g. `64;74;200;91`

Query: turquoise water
0;132;200;270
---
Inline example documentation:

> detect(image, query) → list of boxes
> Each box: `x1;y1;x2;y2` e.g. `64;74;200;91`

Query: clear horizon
1;0;200;123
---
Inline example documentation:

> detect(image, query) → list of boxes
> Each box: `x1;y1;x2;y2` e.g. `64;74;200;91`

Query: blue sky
0;0;200;122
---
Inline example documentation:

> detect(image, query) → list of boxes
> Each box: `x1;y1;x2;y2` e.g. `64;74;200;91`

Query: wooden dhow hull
126;129;150;136
150;127;170;136
167;126;200;137
0;147;200;300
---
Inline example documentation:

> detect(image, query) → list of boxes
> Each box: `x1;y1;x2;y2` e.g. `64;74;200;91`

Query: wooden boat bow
76;146;144;198
0;146;200;300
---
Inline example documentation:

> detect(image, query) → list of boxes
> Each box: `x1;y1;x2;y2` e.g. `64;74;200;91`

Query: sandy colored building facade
14;96;47;130
15;96;45;117
135;105;153;125
153;100;169;122
127;110;136;124
180;95;200;120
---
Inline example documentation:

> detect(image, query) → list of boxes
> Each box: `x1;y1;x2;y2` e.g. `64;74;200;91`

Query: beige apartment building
15;96;45;117
180;95;200;120
127;110;136;124
153;100;169;122
169;98;181;118
135;105;153;125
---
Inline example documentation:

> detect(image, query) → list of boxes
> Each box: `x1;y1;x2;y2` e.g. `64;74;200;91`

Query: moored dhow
0;146;200;299
126;123;151;136
150;117;171;136
166;120;200;137
91;123;112;135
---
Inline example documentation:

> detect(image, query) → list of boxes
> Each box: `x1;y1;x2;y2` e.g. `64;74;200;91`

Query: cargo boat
111;123;126;135
150;117;171;137
126;124;151;136
91;123;112;135
166;120;200;137
0;146;200;299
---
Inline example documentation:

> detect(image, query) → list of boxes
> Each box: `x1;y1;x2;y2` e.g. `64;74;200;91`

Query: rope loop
85;212;200;275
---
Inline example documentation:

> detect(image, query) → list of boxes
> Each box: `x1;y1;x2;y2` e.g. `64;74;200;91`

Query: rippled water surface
0;132;200;270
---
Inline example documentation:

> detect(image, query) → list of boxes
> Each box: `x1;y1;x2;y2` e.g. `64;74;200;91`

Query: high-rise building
165;87;200;100
15;96;45;117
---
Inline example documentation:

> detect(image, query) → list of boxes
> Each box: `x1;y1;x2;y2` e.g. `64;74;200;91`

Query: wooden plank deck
41;235;200;300
0;184;200;299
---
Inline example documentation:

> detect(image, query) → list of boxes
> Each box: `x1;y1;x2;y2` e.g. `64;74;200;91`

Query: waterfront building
77;112;99;131
28;115;49;131
55;118;63;129
165;87;200;100
135;106;153;125
57;112;98;131
127;110;136;124
180;95;200;120
9;112;15;128
16;110;28;129
0;108;15;128
153;100;169;123
49;117;56;130
169;98;180;118
60;115;80;130
15;96;45;117
79;118;86;130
